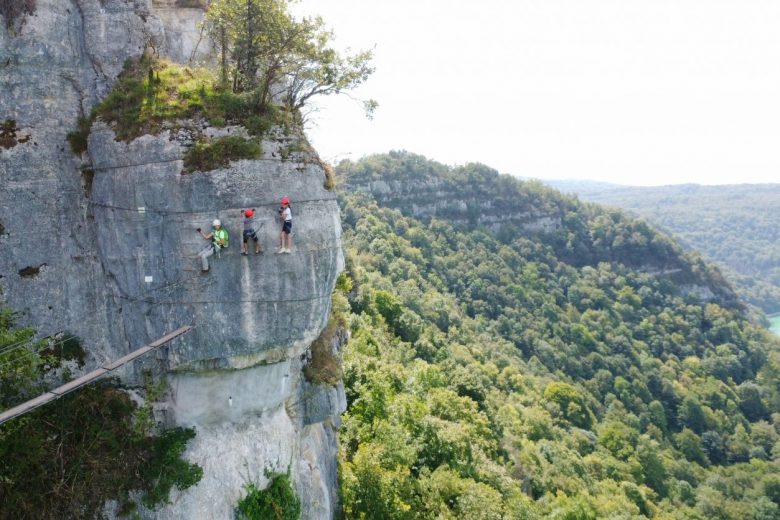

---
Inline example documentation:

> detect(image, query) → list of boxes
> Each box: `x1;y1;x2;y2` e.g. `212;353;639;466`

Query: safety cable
0;333;78;357
87;194;338;215
147;293;332;306
113;271;217;304
0;334;41;354
0;335;80;370
90;153;320;172
102;242;341;306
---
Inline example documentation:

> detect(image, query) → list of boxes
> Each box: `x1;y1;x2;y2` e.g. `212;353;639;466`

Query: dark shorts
282;221;292;234
243;229;258;243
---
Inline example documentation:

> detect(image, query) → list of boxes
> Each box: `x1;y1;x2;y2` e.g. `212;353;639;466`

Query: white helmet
212;219;221;227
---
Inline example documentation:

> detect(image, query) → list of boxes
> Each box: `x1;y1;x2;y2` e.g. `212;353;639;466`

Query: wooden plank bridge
0;326;192;426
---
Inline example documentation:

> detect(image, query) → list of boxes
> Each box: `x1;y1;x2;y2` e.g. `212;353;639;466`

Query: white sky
295;0;780;186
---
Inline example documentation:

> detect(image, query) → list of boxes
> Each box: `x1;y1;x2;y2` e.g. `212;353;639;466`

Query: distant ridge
547;179;780;314
339;150;741;309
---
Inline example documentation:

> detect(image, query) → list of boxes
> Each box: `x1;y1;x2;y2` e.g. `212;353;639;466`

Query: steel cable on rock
123;250;342;307
147;292;334;307
0;332;78;357
0;335;80;370
0;334;43;355
90;151;324;173
87;194;339;216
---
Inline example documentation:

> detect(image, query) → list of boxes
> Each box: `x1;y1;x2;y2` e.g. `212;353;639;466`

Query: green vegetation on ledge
236;473;301;520
335;154;780;519
66;57;284;157
66;0;373;181
183;135;262;173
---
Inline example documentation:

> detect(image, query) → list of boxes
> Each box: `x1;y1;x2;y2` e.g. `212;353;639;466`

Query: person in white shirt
277;197;292;254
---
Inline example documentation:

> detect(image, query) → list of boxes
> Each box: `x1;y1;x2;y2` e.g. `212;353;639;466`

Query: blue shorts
282;221;292;234
243;229;258;243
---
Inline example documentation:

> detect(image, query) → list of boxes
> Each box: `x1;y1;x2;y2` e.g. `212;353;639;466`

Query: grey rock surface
1;0;156;364
299;421;341;520
88;123;343;369
1;3;344;518
151;0;211;65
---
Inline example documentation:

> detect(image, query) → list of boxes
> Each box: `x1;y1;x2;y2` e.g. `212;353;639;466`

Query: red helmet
243;209;254;218
281;197;290;205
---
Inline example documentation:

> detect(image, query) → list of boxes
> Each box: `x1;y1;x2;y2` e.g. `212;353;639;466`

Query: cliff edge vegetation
67;0;375;181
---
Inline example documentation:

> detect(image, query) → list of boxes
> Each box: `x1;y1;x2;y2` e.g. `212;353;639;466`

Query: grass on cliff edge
66;57;285;152
183;135;262;172
66;57;336;184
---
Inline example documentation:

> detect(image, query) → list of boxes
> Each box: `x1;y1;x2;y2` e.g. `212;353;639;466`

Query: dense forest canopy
548;181;780;315
334;152;780;519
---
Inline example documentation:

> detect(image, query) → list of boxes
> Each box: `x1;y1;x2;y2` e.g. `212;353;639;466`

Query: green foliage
598;421;639;460
67;57;282;154
237;473;301;520
204;0;375;116
0;308;202;517
553;181;780;313
183;135;261;173
544;381;594;429
334;153;780;520
139;427;203;508
65;116;91;154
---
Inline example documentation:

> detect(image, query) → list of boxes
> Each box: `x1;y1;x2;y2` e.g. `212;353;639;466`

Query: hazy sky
295;0;780;186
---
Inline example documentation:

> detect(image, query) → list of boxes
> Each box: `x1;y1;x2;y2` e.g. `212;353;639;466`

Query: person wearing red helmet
241;208;261;255
277;197;292;254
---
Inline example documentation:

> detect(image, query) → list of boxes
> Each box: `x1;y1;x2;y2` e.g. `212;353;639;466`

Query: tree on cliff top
204;0;375;118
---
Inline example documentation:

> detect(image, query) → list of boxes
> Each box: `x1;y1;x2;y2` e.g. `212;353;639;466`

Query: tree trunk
220;25;228;89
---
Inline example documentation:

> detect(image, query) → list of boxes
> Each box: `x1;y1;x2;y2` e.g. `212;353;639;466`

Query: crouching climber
197;219;229;272
241;209;261;255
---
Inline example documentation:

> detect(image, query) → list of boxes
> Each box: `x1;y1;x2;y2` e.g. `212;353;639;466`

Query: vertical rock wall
0;2;345;518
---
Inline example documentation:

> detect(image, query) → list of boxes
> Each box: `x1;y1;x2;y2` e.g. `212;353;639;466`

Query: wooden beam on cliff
0;326;192;426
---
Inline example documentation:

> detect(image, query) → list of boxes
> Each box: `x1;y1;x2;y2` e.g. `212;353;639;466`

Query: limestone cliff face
88;124;342;370
343;160;564;234
1;1;345;518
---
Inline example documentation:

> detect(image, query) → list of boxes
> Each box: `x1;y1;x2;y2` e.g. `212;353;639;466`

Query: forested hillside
547;181;780;315
333;152;780;519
